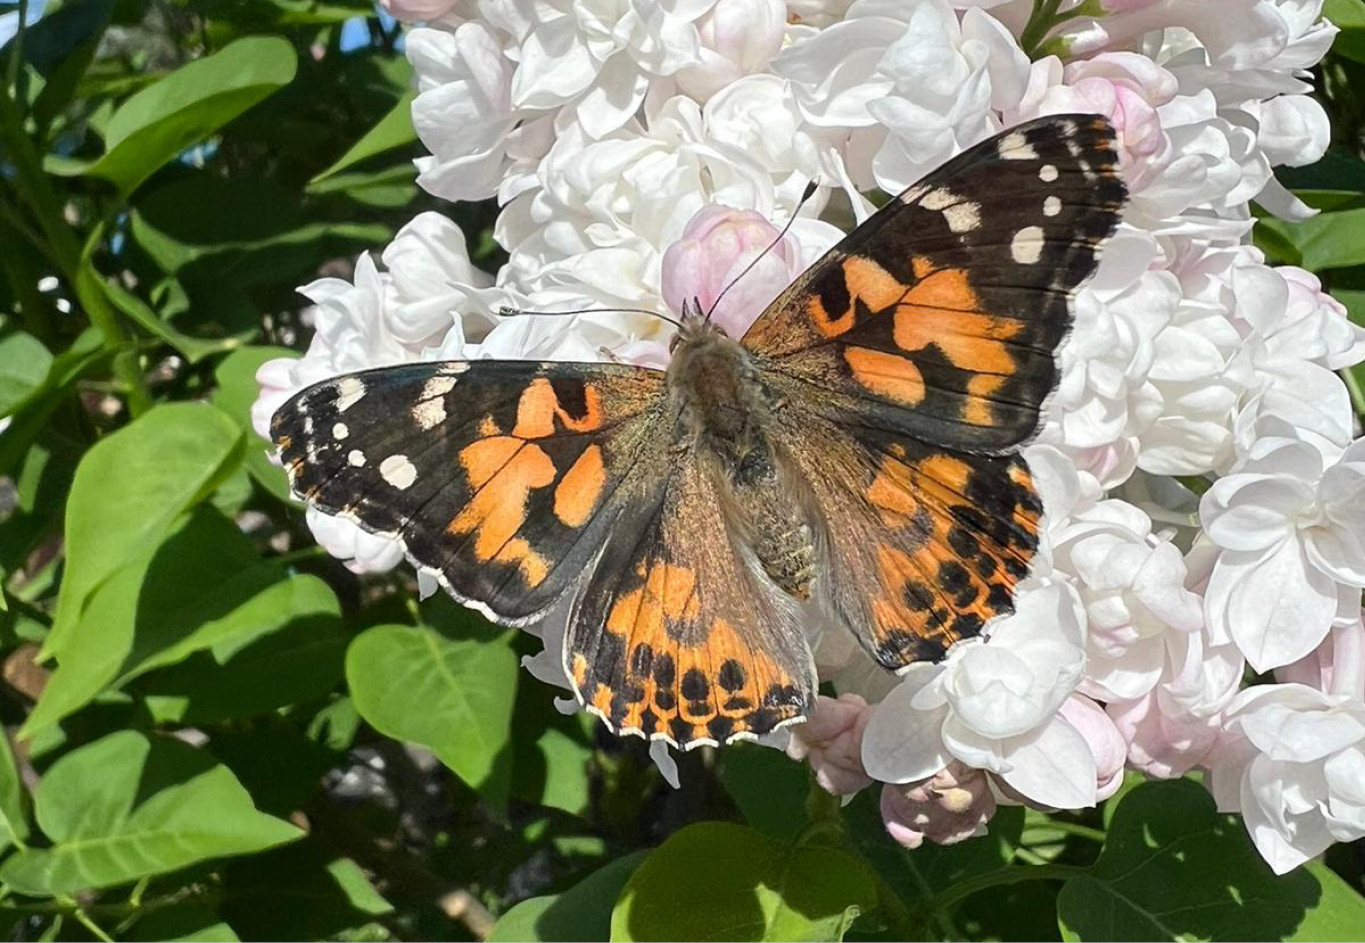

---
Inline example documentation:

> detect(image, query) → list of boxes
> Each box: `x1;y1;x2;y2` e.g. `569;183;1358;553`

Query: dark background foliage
0;1;1363;940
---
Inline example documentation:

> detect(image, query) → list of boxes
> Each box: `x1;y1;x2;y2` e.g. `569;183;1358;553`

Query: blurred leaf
0;731;301;895
347;620;518;803
1057;779;1365;941
46;402;243;659
126;904;241;942
56;36;298;195
518;726;592;817
132;174;390;276
0;729;31;850
612;822;878;942
490;853;646;942
310;90;416;189
220;841;392;940
0;328;106;475
99;273;247;363
198;0;377;26
211;346;297;502
0;333;53;417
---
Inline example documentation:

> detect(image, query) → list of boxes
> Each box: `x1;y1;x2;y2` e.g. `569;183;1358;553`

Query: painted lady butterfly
273;114;1127;749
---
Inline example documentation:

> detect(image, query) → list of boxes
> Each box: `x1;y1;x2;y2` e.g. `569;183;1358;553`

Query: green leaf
347;619;518;801
27;507;340;736
1057;778;1365;941
490;853;647;942
611;822;879;942
0;333;53;418
309;90;416;190
140;587;347;725
1326;0;1365;61
0;730;301;895
211;346;297;501
1256;209;1365;272
61;36;297;195
46;402;243;659
719;742;813;842
220;842;392;940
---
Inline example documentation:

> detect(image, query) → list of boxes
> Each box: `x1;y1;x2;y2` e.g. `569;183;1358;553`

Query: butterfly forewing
745;114;1126;453
272;360;667;624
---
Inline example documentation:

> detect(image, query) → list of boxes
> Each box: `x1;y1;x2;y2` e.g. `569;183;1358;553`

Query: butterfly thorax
667;315;818;601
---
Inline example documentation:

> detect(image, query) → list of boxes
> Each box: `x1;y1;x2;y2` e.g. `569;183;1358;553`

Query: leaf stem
72;908;115;943
930;862;1091;912
5;0;27;98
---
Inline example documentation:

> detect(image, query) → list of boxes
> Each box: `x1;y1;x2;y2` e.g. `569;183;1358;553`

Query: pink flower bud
660;205;800;341
380;0;461;21
786;694;874;797
879;762;996;850
1058;694;1128;801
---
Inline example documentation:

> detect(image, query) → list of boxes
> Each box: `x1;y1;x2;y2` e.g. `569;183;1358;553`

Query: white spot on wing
332;422;349;440
1011;226;1046;264
1039;164;1058;182
413;398;447;431
438;362;470;376
921;188;958;211
335;376;366;412
423;375;458;399
999;130;1037;159
1044;195;1062;217
942;201;981;234
379;454;418;490
348;450;366;467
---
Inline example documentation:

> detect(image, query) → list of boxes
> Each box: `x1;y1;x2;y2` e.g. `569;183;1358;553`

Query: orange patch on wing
512;378;604;438
809;255;912;339
449;439;555;583
554;445;606;527
866;453;921;526
478;415;500;437
844;347;926;406
894;268;1022;376
964;375;1005;426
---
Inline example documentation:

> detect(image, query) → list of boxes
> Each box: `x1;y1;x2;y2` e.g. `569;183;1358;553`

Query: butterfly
273;114;1127;750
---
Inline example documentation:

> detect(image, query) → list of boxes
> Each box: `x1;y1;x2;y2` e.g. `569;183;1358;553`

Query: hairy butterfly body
273;114;1128;749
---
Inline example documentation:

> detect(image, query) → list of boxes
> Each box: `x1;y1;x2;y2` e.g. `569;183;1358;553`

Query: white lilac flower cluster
252;0;1365;874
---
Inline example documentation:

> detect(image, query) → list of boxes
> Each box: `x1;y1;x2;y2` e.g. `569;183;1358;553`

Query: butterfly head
669;296;728;353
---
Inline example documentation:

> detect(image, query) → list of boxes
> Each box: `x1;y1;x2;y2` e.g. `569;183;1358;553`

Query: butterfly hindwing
566;450;816;748
272;360;668;624
775;411;1043;670
745;114;1126;453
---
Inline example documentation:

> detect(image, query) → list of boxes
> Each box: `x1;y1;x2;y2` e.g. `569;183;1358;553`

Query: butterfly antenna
498;305;685;331
704;179;820;324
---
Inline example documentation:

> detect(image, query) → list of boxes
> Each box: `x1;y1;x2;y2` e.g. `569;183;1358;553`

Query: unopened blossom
787;694;874;796
879;761;996;849
380;0;462;21
661;205;800;337
1201;435;1365;672
1059;694;1128;801
1208;683;1365;874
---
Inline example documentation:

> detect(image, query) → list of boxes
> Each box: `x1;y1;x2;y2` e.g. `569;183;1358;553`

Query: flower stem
1030;819;1107;843
1020;0;1067;58
930;862;1091;912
